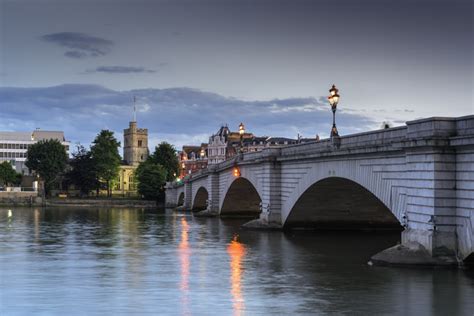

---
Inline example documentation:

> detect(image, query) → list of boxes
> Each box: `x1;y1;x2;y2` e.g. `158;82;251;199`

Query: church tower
123;101;149;166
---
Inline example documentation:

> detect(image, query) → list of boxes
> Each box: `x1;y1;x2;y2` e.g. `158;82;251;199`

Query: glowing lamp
239;123;245;136
233;167;241;177
327;84;340;137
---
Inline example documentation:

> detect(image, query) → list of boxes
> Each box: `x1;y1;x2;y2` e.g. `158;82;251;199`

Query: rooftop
0;130;66;142
0;131;32;141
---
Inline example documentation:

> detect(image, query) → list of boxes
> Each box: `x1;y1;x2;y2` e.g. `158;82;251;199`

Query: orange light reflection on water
179;218;191;315
227;235;246;316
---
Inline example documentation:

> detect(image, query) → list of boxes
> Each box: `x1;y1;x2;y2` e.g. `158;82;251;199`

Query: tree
66;145;98;196
90;130;121;197
0;161;20;186
135;160;167;200
25;139;68;196
149;142;179;182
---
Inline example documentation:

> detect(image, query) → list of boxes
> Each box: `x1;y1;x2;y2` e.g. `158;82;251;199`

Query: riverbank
0;191;42;206
0;194;159;208
45;198;158;208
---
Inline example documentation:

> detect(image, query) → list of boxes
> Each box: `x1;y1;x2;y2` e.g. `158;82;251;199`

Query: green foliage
149;142;179;182
66;144;98;196
135;160;167;200
25;139;68;196
90;130;121;197
0;161;20;186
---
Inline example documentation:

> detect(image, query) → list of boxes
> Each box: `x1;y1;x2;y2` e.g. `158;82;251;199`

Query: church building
114;118;149;196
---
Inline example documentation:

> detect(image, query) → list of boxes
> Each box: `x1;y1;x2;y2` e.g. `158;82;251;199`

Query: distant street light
239;122;245;153
328;84;340;137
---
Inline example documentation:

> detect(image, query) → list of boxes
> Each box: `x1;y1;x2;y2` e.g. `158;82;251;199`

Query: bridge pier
164;183;178;208
194;168;221;216
244;149;284;229
183;180;192;210
258;152;283;225
207;171;220;214
372;119;462;266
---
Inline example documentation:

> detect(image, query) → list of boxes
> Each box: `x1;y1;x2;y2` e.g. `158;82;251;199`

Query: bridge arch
177;192;185;206
220;177;262;217
284;176;402;230
192;186;208;211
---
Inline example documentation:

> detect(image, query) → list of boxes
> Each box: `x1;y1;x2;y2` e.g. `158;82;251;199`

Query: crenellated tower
123;120;149;166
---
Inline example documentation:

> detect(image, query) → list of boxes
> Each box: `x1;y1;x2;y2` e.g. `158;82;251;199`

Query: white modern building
0;130;70;174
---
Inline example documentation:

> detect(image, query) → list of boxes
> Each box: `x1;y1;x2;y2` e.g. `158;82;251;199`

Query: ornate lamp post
239;122;245;153
328;84;340;137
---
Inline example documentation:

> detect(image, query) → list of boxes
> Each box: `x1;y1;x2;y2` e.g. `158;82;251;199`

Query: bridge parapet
455;115;474;136
406;117;458;138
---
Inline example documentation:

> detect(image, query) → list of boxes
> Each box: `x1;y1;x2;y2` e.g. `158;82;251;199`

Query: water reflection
0;208;472;315
227;235;246;316
179;217;191;315
34;208;40;242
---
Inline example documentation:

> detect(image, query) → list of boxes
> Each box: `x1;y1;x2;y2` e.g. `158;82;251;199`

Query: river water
0;207;473;315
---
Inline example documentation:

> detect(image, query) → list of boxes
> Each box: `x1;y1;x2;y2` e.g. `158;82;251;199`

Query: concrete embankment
46;198;158;208
0;191;42;206
0;193;159;208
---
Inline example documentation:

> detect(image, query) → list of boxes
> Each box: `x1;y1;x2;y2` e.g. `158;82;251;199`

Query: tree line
5;129;178;199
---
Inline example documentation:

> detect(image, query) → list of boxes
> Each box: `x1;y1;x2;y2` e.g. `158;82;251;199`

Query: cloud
87;66;157;74
0;84;376;151
64;51;88;59
41;32;113;58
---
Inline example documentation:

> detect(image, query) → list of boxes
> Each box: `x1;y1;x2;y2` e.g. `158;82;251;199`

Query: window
138;140;142;147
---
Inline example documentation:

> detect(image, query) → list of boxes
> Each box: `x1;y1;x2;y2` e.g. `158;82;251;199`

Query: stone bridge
166;116;474;265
